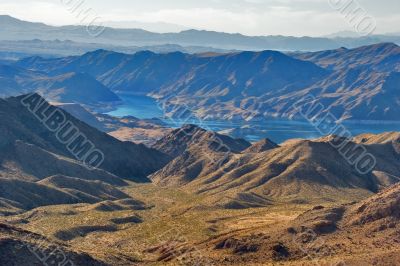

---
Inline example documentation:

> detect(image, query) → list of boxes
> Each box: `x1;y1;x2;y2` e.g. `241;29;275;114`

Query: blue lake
107;94;164;119
107;94;400;143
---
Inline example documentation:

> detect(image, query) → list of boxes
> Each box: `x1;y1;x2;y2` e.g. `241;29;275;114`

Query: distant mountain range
1;15;400;52
0;39;233;60
14;42;400;121
102;20;188;33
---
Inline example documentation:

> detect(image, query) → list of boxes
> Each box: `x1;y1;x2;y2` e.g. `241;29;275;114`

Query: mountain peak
134;50;157;57
0;14;48;27
83;49;116;57
180;124;205;132
0;14;20;22
244;138;279;153
371;42;399;49
356;42;400;54
152;124;250;158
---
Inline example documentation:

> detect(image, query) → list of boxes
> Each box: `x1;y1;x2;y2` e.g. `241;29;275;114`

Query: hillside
0;140;127;186
151;126;400;207
189;183;400;265
151;125;250;186
0;123;399;264
0;64;41;96
53;103;172;145
152;124;250;157
38;175;131;203
32;72;121;104
16;49;328;95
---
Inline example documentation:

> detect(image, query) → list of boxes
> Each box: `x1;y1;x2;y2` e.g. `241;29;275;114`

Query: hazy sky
1;0;399;36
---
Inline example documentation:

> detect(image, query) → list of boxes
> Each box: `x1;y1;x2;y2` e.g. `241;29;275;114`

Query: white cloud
0;0;398;36
105;6;349;36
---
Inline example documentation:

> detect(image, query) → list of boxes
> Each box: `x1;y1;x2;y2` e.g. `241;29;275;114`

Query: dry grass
0;182;311;265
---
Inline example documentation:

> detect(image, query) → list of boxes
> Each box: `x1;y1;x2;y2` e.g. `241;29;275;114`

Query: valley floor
2;182;399;265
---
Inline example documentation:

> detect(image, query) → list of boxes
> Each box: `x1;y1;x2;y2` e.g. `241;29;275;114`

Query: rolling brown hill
151;126;400;208
352;131;400;145
151;124;250;187
0;93;167;216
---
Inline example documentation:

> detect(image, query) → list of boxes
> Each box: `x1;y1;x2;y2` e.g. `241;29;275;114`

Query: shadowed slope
0;94;170;182
0;140;127;185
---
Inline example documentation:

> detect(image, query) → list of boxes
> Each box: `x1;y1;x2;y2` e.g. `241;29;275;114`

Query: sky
1;0;399;36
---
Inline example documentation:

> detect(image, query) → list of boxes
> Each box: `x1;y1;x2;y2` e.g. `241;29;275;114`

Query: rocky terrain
0;98;399;265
